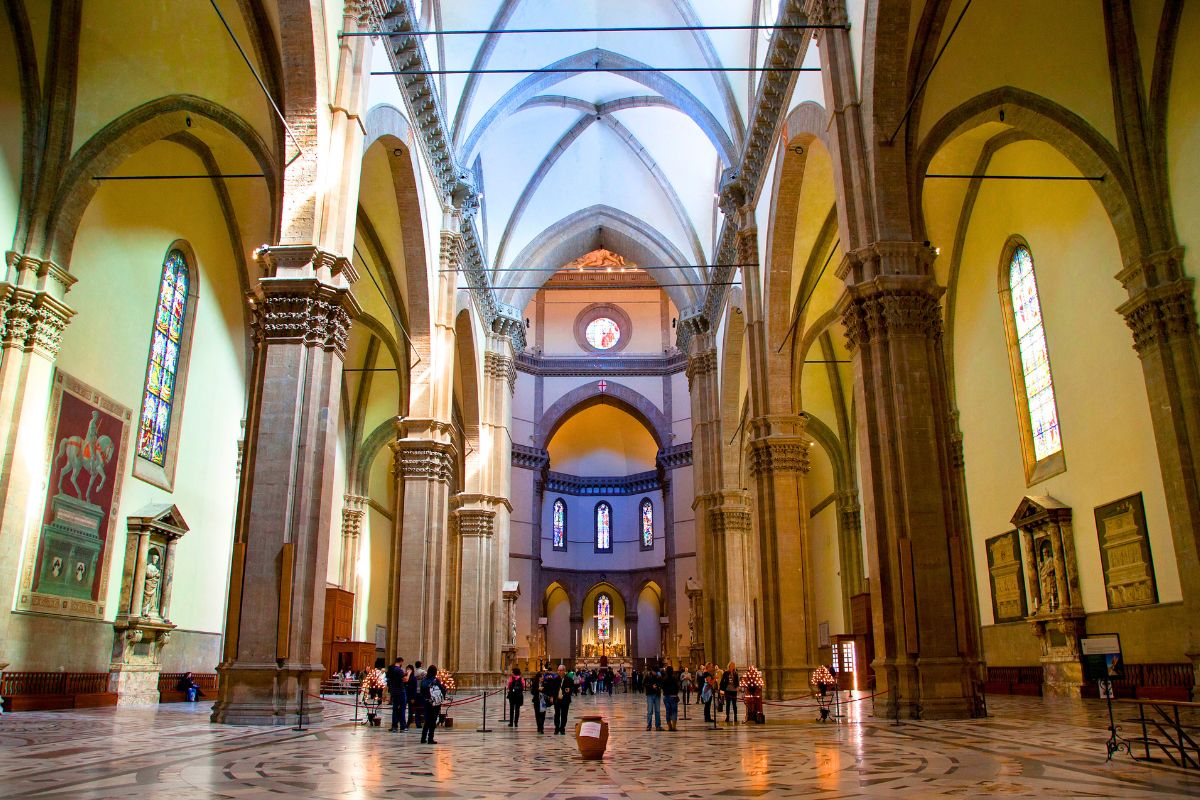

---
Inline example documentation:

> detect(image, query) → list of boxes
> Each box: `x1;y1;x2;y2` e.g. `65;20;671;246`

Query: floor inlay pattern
1;694;1197;798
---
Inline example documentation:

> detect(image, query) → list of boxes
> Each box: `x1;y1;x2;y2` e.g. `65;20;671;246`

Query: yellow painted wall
60;141;250;634
547;403;658;476
538;287;674;355
0;12;22;250
950;141;1181;637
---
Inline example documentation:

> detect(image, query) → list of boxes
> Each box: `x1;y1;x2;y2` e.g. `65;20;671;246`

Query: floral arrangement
743;665;764;694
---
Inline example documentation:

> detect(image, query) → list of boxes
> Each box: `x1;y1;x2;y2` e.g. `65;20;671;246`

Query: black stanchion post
478;690;492;733
294;686;307;732
1102;679;1131;762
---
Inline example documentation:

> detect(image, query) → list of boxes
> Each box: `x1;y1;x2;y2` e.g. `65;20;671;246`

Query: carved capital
708;504;752;537
1117;278;1198;356
250;284;356;354
255;244;358;286
452;507;496;538
391;440;456;484
749;436;811;476
1115;247;1186;294
485;350;517;392
440;229;465;272
685;348;717;386
491;311;527;354
344;0;383;29
838;277;944;351
0;286;74;357
341;494;367;538
804;0;849;27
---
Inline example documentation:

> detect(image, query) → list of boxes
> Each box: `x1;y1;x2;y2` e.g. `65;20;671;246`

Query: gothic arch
535;380;672;450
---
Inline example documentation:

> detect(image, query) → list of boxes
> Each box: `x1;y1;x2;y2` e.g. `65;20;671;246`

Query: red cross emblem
597;380;608;392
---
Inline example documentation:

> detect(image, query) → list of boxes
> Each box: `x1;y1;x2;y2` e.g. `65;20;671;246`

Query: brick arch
535;380;672;450
914;86;1151;264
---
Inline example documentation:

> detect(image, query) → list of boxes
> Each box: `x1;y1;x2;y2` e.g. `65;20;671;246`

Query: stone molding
0;285;74;357
1118;278;1198;355
1115;247;1186;295
834;241;937;284
341;494;367;539
440;229;464;272
685;349;717;386
544;469;660;497
803;0;850;26
344;0;384;28
656;443;693;470
484;351;516;392
515;350;685;377
708;504;752;536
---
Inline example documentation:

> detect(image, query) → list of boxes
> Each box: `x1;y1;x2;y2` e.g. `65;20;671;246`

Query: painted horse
56;434;115;502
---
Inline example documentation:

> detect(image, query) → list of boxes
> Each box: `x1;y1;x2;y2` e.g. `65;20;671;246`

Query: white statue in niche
142;549;162;617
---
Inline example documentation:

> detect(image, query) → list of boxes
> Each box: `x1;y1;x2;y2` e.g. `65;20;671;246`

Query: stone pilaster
748;417;816;698
388;420;457;667
837;248;982;720
449;493;510;686
210;244;359;726
0;252;75;669
685;331;720;664
707;492;754;669
837;490;867;620
1116;248;1200;692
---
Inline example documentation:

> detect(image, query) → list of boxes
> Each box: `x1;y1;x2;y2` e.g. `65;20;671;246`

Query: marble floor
1;691;1198;799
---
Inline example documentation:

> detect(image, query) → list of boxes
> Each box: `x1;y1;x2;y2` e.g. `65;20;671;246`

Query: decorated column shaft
0;252;74;667
836;244;982;719
685;329;721;664
210;245;359;726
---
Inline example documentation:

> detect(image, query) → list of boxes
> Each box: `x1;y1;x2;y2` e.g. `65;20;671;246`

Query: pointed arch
535;379;672;450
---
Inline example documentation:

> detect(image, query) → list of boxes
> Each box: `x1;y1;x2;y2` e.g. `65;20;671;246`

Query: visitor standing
419;665;446;744
386;656;408;732
720;661;740;724
680;665;693;706
411;661;426;727
643;666;663;730
506;667;525;727
530;670;548;734
548;664;574;734
661;665;680;731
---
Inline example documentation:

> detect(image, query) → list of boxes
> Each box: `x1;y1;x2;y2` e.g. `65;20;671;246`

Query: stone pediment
128;503;189;536
1010;495;1070;527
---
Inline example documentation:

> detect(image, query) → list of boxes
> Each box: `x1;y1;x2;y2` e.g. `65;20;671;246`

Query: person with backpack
720;661;740;724
419;665;446;744
506;666;525;727
643;665;663;731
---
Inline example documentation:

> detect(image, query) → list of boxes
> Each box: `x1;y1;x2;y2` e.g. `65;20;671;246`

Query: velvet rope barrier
760;688;890;709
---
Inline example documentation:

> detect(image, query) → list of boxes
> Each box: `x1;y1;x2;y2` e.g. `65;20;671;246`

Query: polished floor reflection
1;691;1198;798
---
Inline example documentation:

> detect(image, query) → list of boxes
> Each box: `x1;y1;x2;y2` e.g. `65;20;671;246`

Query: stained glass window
552;498;566;551
640;498;653;550
1008;245;1062;461
585;317;620;350
596;594;612;642
137;249;190;466
595;502;611;551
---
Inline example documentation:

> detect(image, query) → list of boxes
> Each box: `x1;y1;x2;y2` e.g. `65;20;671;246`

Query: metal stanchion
477;690;492;733
293;686;307;732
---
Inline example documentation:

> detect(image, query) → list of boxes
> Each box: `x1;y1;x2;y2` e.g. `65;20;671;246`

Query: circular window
585;317;621;350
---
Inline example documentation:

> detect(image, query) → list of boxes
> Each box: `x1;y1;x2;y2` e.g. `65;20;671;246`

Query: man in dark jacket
386;656;408;731
544;664;573;734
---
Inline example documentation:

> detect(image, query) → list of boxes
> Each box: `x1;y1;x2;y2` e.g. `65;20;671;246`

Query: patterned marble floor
1;691;1198;799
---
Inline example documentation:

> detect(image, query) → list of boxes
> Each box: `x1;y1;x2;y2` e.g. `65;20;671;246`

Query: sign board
1080;633;1123;682
579;721;602;738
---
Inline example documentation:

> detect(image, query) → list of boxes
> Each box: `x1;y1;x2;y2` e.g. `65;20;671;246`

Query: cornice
544;469;661;496
515;351;686;377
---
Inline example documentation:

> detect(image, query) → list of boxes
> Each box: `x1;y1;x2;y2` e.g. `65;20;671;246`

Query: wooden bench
158;672;218;703
1083;663;1194;702
984;666;1044;696
1;672;117;711
1116;698;1200;769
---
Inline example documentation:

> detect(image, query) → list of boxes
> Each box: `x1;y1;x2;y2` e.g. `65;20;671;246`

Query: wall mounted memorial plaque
1094;493;1157;609
986;530;1027;622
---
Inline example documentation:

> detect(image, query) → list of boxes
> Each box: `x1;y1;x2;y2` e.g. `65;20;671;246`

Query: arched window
552;498;567;551
1000;240;1065;484
596;593;612;641
640;498;654;550
134;246;196;489
595;502;612;552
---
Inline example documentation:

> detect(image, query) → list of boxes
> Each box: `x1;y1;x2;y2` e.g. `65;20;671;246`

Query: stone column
0;252;74;668
450;497;508;686
836;246;983;719
838;490;867;617
1116;250;1200;691
707;492;754;668
747;419;816;697
685;329;721;663
389;421;456;665
339;494;365;591
210;245;358;726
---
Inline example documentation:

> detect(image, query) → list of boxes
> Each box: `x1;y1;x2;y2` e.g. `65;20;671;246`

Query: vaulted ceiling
403;0;787;312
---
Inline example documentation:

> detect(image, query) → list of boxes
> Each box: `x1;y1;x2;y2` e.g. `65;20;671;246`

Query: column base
451;671;506;689
210;662;324;726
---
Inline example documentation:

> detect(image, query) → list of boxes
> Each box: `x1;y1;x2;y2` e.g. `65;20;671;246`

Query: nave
1;693;1197;798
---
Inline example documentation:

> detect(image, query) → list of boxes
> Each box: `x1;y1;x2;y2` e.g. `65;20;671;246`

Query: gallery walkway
0;692;1197;798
